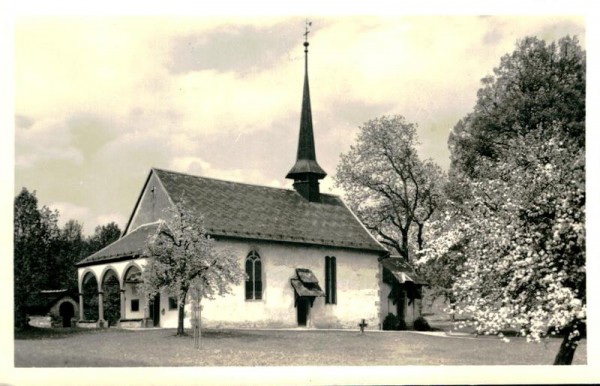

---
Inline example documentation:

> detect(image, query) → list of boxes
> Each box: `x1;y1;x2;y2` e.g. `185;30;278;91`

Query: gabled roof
291;268;325;297
77;222;161;266
78;168;386;267
153;168;385;252
26;289;77;313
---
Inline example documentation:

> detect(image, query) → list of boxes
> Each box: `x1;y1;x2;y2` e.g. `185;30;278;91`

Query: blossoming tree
420;125;585;364
139;201;245;336
335;115;445;260
419;34;585;365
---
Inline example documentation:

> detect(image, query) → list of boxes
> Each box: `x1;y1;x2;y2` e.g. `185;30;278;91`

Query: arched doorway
102;270;121;327
123;265;142;320
59;302;75;327
82;272;99;321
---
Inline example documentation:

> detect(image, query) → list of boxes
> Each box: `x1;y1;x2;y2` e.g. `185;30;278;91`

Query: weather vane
304;19;312;43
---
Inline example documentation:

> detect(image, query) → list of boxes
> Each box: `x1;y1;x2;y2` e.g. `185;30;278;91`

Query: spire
286;21;327;202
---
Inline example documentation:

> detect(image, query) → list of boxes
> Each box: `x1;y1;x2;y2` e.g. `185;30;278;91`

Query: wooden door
297;297;309;326
59;302;74;327
150;294;161;327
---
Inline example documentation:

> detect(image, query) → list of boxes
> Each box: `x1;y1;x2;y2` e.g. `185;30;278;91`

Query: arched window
245;251;262;300
325;256;337;304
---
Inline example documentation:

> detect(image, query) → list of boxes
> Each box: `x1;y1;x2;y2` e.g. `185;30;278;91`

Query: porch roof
291;268;325;297
381;256;427;285
76;222;161;266
291;279;325;297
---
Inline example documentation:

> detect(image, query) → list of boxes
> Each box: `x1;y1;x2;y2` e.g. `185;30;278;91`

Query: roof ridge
151;166;340;198
128;220;163;234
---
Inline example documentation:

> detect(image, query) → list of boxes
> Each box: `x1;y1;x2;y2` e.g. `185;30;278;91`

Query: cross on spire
303;19;312;54
304;19;312;43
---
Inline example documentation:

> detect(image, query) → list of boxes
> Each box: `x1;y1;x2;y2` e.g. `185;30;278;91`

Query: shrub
382;313;399;331
396;318;408;331
413;316;431;331
383;313;408;331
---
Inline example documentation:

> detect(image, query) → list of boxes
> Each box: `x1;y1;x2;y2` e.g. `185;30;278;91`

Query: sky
12;15;586;235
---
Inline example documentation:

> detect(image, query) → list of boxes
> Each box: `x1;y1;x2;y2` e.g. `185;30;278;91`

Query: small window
245;250;263;300
325;256;337;304
131;299;139;312
168;296;178;310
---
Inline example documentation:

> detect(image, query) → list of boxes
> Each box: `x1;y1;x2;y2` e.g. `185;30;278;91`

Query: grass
14;326;587;367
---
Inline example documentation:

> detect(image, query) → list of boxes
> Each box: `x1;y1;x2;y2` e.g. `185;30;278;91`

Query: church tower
286;24;327;202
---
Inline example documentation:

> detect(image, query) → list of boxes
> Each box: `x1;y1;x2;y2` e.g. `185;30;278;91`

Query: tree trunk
15;304;30;329
400;228;410;261
176;292;187;336
198;296;202;348
416;223;424;251
553;323;583;365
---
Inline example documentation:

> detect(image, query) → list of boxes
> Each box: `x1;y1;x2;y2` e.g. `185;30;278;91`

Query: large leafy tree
14;186;122;327
335;115;445;262
449;35;585;178
420;35;585;365
82;222;121;257
139;201;244;336
56;219;85;292
14;188;60;328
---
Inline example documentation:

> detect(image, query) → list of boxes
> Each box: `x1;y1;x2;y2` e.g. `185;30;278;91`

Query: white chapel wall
77;240;382;330
159;239;382;330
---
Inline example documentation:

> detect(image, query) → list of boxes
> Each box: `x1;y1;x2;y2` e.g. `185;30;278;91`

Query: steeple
286;21;327;202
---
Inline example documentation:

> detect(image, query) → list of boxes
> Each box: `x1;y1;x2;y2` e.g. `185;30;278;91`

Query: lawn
14;327;587;367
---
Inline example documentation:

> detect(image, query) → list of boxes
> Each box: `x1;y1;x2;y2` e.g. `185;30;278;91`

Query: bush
382;313;399;330
413;316;431;331
396;318;407;331
383;313;408;331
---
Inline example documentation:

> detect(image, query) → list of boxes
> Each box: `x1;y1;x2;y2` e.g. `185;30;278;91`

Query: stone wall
28;316;52;328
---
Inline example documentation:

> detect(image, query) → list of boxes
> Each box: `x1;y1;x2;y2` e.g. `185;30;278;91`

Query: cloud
14;16;586;239
95;213;127;232
46;202;127;236
48;201;90;230
169;155;284;188
167;20;306;75
15;116;84;168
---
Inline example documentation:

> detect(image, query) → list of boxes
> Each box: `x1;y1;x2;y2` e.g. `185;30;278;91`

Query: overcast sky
13;15;586;235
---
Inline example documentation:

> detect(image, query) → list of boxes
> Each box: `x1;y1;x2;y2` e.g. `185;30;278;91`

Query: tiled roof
77;169;385;267
26;289;77;311
296;268;319;284
381;256;427;285
291;279;324;297
77;222;160;266
153;168;385;252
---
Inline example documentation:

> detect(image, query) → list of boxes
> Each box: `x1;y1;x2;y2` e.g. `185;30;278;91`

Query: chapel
76;32;422;330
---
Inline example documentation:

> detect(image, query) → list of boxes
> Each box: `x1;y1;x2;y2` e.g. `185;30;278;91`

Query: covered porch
75;223;162;328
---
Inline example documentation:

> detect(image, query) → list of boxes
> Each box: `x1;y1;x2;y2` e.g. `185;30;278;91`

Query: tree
335;115;445;261
14;187;123;327
139;201;244;336
13;188;60;328
420;35;586;365
421;126;585;364
57;219;85;292
102;275;121;326
448;36;585;178
83;222;121;257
